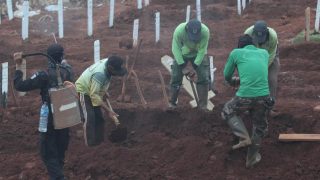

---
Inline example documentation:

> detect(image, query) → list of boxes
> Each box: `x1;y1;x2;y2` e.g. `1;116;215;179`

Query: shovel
106;99;128;143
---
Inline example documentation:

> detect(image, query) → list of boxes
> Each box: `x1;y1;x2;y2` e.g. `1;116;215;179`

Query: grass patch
292;30;320;44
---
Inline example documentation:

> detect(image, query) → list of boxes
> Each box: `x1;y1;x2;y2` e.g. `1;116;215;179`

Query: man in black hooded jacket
14;44;74;180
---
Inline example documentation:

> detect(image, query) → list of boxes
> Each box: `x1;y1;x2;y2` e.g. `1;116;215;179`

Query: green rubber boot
227;116;252;150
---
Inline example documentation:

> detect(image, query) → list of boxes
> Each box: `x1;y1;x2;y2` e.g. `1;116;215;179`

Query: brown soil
0;0;320;179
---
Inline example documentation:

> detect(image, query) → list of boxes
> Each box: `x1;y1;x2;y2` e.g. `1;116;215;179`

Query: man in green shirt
244;20;280;115
170;19;210;110
76;56;127;146
222;35;274;168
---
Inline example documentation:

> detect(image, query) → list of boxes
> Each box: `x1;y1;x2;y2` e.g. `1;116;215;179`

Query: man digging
169;19;210;111
222;35;274;168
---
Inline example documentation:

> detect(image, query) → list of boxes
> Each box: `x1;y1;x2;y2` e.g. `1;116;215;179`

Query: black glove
264;97;275;110
230;76;240;87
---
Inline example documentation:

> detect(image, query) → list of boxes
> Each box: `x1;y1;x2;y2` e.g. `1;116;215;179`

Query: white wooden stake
242;0;246;10
155;12;160;43
16;60;26;96
6;0;13;20
237;0;241;15
109;0;115;28
209;56;216;89
137;0;142;9
186;5;191;22
2;62;8;104
315;0;320;32
196;0;201;22
144;0;149;6
22;0;29;40
58;0;63;38
305;7;310;41
94;40;100;63
87;0;93;36
133;19;139;47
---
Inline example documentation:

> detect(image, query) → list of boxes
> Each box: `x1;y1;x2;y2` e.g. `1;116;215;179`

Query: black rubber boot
168;86;180;109
227;116;251;150
246;135;262;168
196;84;208;111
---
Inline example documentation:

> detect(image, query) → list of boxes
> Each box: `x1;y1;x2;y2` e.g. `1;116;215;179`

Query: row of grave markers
2;0;320;34
237;0;252;15
1;0;320;106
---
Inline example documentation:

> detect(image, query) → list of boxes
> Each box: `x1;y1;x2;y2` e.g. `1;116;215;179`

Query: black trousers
40;127;69;180
79;94;105;147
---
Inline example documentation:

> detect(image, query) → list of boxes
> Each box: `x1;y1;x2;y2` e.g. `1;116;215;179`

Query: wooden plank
279;134;320;142
161;55;215;111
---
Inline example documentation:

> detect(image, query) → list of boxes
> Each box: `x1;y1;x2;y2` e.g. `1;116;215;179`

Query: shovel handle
106;98;120;126
111;115;120;126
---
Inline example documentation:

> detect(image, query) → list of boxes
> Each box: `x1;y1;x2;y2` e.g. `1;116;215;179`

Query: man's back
224;45;269;97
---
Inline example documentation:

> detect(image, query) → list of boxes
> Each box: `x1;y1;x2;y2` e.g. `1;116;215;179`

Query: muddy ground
0;0;320;179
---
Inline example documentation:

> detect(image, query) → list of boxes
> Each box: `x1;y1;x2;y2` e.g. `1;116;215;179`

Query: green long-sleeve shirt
76;58;111;106
224;45;270;97
172;22;210;66
244;26;278;66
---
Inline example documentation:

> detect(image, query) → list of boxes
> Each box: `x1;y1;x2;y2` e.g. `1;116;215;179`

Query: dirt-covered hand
230;76;240;87
182;66;195;77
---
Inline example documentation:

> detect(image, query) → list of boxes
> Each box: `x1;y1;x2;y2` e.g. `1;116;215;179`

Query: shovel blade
109;127;128;143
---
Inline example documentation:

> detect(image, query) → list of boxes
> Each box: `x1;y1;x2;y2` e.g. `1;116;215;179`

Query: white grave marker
2;62;8;102
155;12;160;43
6;0;13;20
144;0;149;6
242;0;246;10
186;5;191;22
133;19;139;47
237;0;241;15
315;0;320;32
137;0;142;9
94;40;100;63
58;0;63;38
109;0;115;28
22;0;29;40
209;56;216;89
196;0;201;22
87;0;93;36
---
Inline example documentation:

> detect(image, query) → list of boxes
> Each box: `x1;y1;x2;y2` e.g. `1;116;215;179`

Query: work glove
13;52;23;65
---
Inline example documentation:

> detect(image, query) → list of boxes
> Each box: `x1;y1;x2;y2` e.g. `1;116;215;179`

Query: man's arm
223;50;237;83
88;79;118;117
194;26;210;66
14;70;48;92
172;24;185;65
267;28;278;66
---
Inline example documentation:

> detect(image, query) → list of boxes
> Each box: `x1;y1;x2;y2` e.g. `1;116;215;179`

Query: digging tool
117;56;130;102
158;70;169;105
131;70;147;108
106;98;128;143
